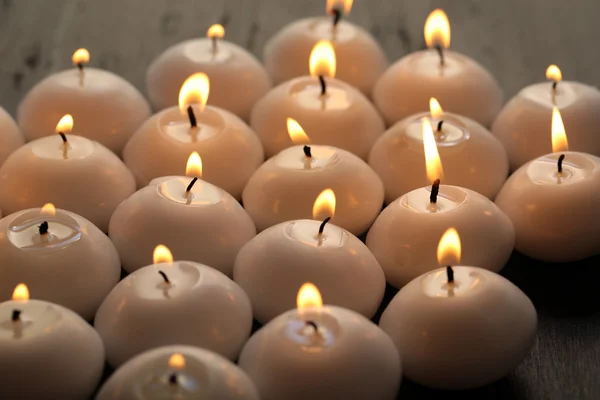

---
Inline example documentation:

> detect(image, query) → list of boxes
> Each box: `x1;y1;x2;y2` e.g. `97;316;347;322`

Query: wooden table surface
2;1;599;399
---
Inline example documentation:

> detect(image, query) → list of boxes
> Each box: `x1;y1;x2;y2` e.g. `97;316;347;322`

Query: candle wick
168;373;178;385
430;179;440;204
318;217;331;236
187;105;198;128
552;81;558;91
58;132;68;143
557;154;565;174
11;309;21;322
39;221;49;235
158;270;171;284
434;44;445;66
318;75;327;96
303;145;312;158
331;7;342;28
305;320;318;332
77;63;84;87
211;37;218;55
437;120;444;132
446;266;454;283
186;177;198;193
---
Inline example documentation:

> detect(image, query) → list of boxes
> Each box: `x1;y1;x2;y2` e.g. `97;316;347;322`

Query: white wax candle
97;346;259;400
0;106;24;167
380;266;537;390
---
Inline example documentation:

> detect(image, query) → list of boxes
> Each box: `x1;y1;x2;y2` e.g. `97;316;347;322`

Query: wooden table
2;1;599;399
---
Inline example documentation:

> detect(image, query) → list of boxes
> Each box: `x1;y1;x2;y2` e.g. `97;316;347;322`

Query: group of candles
0;2;598;399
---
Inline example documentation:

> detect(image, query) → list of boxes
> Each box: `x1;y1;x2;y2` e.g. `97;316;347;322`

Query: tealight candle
239;283;400;400
243;119;383;234
263;0;388;96
380;229;537;390
146;24;271;121
495;108;600;262
0;115;135;232
124;73;263;199
97;346;259;400
235;189;385;324
95;245;253;368
0;284;104;400
110;152;256;275
251;40;385;160
17;49;151;155
493;65;600;170
369;98;509;202
373;9;502;127
0;106;24;167
0;204;120;320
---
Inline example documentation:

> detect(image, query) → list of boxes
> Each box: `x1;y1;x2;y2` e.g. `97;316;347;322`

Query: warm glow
185;152;202;178
425;9;451;49
297;283;323;310
546;65;562;82
153;245;173;264
309;40;336;79
179;73;210;114
12;284;30;301
437;228;461;266
55;114;73;134
207;24;225;39
40;203;56;217
72;48;90;65
312;188;336;220
429;97;443;119
551;107;569;153
287;118;311;144
326;0;353;15
168;353;186;370
423;118;444;183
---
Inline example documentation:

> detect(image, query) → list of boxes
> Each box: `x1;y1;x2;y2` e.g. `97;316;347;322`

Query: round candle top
373;9;502;127
252;40;385;160
238;283;401;400
97;346;259;400
380;229;537;390
17;49;150;155
0;106;24;167
369;100;509;203
94;246;253;368
0;284;104;400
492;64;600;170
147;24;271;121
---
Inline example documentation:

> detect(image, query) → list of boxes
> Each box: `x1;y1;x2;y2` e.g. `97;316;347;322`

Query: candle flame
551;107;569;153
309;40;336;79
437;228;461;266
72;48;90;65
423;118;444;183
179;73;210;114
12;284;30;301
55;114;73;134
312;188;336;220
40;203;56;217
546;65;562;82
186;152;202;178
425;9;451;49
207;24;225;39
287;118;311;144
168;353;186;370
326;0;353;15
429;97;444;119
297;283;323;311
153;245;173;264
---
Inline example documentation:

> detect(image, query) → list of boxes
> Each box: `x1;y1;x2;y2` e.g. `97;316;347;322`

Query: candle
369;98;509;202
234;189;385;323
492;65;600;170
110;152;256;275
238;283;400;400
97;346;259;400
146;24;271;122
94;245;253;368
0;106;24;167
17;49;151;155
495;108;600;262
0;115;136;232
251;40;385;160
263;0;388;97
243;119;383;234
0;284;104;400
373;9;502;127
0;204;120;320
367;136;514;288
124;73;263;200
380;229;537;390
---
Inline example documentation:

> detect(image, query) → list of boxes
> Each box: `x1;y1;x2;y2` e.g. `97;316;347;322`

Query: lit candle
0;284;104;400
0;203;120;320
263;0;388;96
495;108;600;261
251;40;385;160
238;283;400;400
147;24;271;122
0;106;24;168
243;118;383;234
235;189;385;323
0;115;136;232
17;49;151;155
380;229;537;389
97;346;259;400
373;9;502;127
94;245;253;368
110;152;256;275
369;98;509;202
493;65;600;170
124;73;263;200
